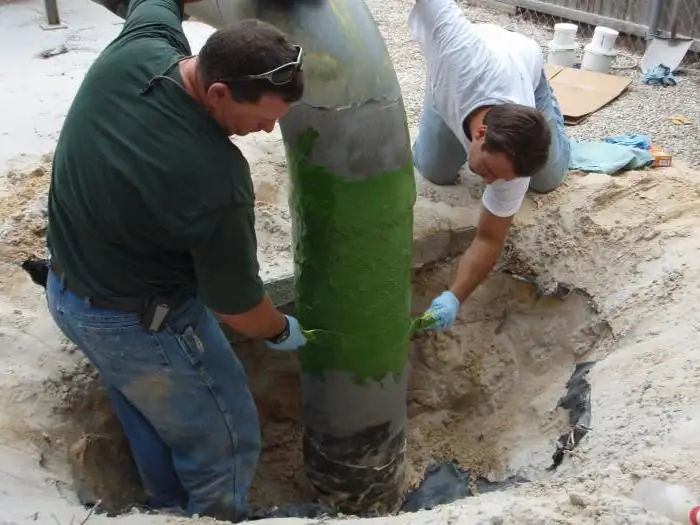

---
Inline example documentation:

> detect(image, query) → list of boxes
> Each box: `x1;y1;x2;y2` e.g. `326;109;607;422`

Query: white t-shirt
408;0;544;217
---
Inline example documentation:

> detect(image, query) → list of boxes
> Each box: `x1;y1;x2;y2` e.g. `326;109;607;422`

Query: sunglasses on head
214;45;304;87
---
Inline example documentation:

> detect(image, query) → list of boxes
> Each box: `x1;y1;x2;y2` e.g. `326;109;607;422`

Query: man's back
408;0;544;146
472;22;543;94
409;0;570;216
43;9;308;520
47;0;260;311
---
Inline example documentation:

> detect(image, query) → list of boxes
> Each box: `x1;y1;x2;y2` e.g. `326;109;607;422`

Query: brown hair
478;103;551;177
197;19;304;104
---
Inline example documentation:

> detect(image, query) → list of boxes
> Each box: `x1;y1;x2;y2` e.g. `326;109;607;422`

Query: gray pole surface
647;0;662;40
184;0;416;514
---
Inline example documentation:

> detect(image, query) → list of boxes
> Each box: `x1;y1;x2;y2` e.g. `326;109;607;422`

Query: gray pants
413;70;571;193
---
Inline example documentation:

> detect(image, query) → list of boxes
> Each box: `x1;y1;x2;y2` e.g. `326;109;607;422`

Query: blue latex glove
264;315;308;351
422;291;460;331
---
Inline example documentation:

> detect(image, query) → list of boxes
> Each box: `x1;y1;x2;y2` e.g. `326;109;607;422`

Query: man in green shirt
45;0;306;519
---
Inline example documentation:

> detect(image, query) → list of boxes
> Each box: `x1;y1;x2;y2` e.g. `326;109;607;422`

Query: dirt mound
3;164;700;524
37;260;609;514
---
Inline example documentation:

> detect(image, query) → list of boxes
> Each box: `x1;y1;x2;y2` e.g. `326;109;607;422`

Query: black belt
51;260;147;312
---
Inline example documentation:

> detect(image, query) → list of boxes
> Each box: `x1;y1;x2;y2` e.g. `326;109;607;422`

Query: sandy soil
3;0;700;524
5;159;698;525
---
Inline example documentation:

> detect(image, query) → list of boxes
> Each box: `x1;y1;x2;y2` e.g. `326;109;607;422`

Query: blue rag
603;134;652;150
643;64;677;86
569;138;654;174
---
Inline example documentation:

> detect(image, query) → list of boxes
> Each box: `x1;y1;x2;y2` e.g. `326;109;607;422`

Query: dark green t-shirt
47;0;264;314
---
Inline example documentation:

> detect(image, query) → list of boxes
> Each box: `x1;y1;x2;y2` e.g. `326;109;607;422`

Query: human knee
412;140;461;186
184;467;240;521
412;100;466;186
529;171;566;193
180;431;259;521
529;133;571;194
529;159;568;193
160;385;260;518
106;386;188;509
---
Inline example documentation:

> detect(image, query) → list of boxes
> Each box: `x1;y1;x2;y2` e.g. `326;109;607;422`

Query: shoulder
482;177;530;218
186;141;254;210
220;144;255;204
152;137;254;238
474;27;542;106
137;85;254;212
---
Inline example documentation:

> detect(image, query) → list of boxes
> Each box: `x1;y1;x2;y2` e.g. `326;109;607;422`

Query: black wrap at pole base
300;368;409;514
303;430;407;513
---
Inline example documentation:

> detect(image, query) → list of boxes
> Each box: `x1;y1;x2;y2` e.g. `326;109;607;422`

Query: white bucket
547;41;578;67
552;23;578;47
581;44;616;74
590;26;619;53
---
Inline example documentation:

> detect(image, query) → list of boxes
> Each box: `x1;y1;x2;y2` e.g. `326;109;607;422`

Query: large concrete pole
188;0;416;512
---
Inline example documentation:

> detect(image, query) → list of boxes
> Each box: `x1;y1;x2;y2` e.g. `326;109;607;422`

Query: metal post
44;0;60;25
647;0;662;40
41;0;67;30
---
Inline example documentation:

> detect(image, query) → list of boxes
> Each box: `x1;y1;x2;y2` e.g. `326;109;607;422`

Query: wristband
266;316;290;345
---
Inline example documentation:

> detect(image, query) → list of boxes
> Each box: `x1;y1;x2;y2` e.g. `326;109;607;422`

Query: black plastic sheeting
400;462;529;513
549;361;595;470
249;462;529;520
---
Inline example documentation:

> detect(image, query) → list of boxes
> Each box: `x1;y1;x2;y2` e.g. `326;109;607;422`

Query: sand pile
2;249;609;514
0;157;52;261
2;161;700;525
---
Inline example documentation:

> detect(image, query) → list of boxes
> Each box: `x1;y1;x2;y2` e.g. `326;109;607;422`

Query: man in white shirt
415;0;571;330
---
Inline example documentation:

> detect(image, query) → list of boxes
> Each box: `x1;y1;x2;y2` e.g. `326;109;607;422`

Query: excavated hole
42;257;612;516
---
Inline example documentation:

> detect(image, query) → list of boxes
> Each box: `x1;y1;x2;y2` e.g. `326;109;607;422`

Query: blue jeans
413;70;571;193
46;268;260;521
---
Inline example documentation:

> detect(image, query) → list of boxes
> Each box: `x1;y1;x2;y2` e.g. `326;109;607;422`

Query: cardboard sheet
545;64;563;80
547;67;632;125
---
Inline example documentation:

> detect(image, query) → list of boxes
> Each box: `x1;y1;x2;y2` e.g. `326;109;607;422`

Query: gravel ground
369;0;700;169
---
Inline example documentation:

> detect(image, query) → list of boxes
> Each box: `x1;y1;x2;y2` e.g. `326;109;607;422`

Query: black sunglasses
214;45;304;87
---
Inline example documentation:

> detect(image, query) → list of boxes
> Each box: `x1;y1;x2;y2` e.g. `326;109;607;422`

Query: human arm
450;207;512;302
419;207;512;331
421;178;528;331
218;293;287;340
189;205;301;345
408;0;490;64
450;177;528;303
117;0;200;46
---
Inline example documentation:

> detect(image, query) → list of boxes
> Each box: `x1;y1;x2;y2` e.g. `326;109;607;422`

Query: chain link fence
470;0;700;70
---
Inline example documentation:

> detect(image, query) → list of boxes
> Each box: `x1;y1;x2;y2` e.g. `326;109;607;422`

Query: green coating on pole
286;128;416;383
